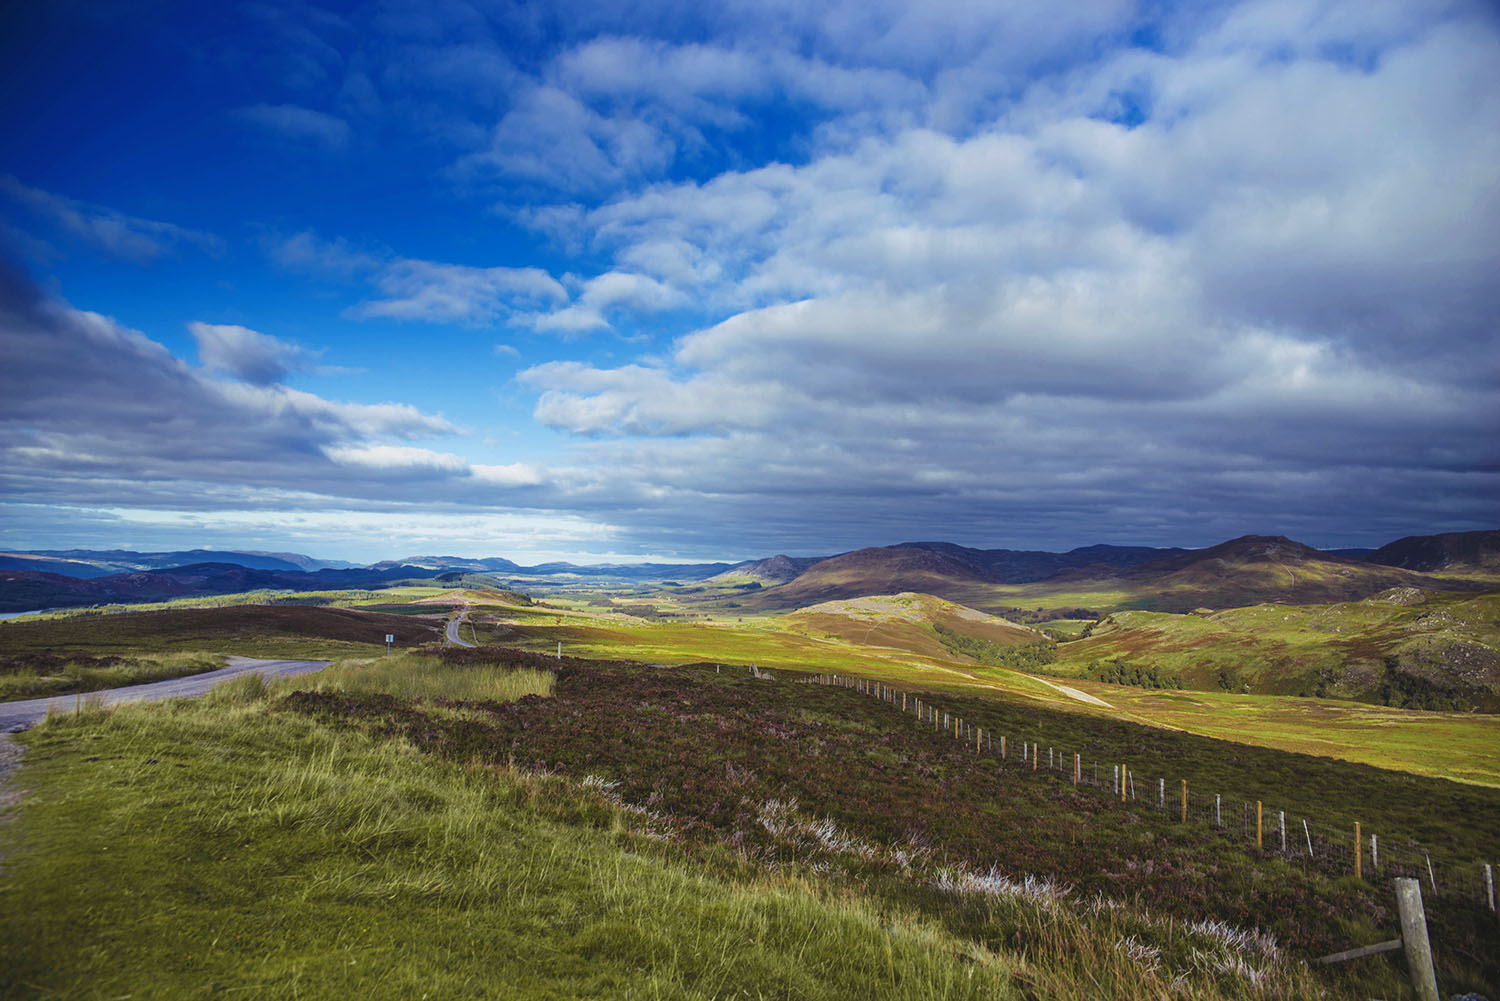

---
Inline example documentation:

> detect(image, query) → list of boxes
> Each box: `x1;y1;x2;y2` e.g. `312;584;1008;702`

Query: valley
3;529;1498;999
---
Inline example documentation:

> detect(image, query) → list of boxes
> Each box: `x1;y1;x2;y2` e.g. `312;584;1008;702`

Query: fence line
802;671;1498;913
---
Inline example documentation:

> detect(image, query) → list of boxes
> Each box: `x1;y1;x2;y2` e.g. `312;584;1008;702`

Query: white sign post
386;633;394;655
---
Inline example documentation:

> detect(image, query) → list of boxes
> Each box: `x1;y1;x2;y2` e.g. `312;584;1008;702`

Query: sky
1;0;1497;565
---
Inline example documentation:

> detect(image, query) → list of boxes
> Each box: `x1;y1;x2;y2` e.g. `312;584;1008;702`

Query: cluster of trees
1084;658;1182;690
932;623;1057;669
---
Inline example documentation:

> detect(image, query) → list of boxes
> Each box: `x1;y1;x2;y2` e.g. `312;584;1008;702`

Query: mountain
0;548;352;577
0;554;123;579
734;534;1493;615
735;540;1191;610
1362;530;1500;573
745;546;992;608
1089;535;1448;612
370;556;525;573
0;562;440;613
892;542;1189;582
712;554;829;585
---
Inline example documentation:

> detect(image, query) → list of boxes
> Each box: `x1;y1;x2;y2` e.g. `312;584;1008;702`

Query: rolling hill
1049;588;1500;710
782;592;1041;660
710;554;829;585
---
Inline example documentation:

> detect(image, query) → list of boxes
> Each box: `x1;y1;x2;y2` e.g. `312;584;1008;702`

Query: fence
802;671;1500;914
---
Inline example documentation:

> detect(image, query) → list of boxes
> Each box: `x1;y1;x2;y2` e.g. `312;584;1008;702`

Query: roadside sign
385;633;394;654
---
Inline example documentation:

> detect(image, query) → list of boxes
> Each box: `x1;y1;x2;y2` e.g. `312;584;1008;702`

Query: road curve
0;656;332;732
446;606;476;648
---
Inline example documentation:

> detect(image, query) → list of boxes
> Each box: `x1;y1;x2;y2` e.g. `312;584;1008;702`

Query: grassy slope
284;650;1498;993
1048;591;1500;707
454;593;1500;788
1;699;1016;1001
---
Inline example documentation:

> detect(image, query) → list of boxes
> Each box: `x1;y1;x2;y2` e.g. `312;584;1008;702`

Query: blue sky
1;0;1497;564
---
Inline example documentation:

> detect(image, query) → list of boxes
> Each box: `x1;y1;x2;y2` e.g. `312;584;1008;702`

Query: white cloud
323;444;469;474
524;270;687;332
492;1;1500;551
350;258;567;324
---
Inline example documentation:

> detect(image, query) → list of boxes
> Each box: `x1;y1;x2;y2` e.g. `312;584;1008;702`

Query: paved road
0;656;332;732
446;605;476;648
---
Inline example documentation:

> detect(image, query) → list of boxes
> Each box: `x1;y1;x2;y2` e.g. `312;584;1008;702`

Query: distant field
455;591;1500;788
1068;683;1500;788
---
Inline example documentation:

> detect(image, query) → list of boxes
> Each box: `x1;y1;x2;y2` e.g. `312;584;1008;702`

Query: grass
1046;591;1500;710
1072;684;1500;788
0;699;1019;1001
5;649;1365;1000
451;595;1500;789
289;651;555;703
0;650;223;702
282;647;1499;995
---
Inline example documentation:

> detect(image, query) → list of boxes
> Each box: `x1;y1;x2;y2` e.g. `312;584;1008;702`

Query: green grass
0;650;223;702
1074;684;1500;788
1047;591;1500;710
290;651;555;703
0;699;1018;1000
1;657;1354;1000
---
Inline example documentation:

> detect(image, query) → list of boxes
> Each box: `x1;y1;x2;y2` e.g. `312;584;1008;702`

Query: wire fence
801;671;1500;915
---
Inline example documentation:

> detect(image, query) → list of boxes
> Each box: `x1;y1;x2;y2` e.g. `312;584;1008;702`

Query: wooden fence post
1279;810;1286;852
1485;862;1494;913
1158;778;1164;810
1355;822;1362;879
1256;802;1263;850
1371;833;1378;871
1000;735;1006;759
1215;793;1221;828
1394;878;1440;1001
1181;779;1188;823
1074;752;1080;785
1121;767;1127;803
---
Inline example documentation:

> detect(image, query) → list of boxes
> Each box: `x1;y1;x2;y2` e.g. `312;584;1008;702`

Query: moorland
2;529;1498;999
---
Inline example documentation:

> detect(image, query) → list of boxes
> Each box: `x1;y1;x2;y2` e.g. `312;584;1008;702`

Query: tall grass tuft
287;651;554;703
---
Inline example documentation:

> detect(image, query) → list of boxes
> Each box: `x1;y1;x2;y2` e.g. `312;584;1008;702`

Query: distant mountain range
0;549;359;578
0;530;1495;614
731;532;1500;614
